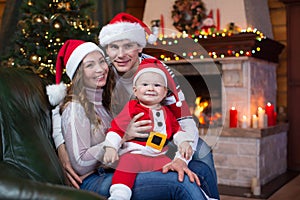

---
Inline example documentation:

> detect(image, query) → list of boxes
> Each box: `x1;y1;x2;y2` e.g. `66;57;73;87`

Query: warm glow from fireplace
191;97;222;127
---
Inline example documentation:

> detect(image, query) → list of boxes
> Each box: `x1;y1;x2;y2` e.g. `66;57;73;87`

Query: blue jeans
81;163;210;200
168;137;219;199
192;137;218;183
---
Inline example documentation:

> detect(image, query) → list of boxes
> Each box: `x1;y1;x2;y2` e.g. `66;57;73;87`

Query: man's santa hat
46;39;105;106
99;12;157;48
133;58;182;107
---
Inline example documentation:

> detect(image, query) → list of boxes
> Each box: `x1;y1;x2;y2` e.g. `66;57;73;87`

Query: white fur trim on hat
99;22;147;47
133;68;167;86
46;82;67;106
66;42;104;80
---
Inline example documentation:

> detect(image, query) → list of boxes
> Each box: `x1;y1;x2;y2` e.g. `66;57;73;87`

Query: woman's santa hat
99;12;157;48
46;39;105;106
133;58;182;107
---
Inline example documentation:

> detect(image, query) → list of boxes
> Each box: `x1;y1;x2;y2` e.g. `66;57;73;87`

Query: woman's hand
162;158;201;186
57;144;82;189
122;112;152;142
103;147;119;164
179;141;193;160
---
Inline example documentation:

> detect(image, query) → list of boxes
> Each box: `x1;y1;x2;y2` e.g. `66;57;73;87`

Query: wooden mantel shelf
144;32;285;63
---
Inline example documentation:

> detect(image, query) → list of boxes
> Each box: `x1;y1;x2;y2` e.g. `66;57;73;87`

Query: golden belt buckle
146;131;167;151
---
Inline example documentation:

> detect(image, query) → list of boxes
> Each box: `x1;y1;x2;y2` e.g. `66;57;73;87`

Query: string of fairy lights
150;27;266;62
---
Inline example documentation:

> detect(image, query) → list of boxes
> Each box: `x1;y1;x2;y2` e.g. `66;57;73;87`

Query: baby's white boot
108;184;132;200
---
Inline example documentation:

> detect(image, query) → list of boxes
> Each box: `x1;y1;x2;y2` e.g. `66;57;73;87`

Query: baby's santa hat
99;12;157;48
133;58;182;107
46;39;105;106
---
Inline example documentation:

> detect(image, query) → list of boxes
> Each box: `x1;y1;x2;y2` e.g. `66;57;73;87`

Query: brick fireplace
164;56;288;188
144;33;287;188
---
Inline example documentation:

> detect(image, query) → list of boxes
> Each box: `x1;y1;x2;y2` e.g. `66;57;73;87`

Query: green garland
171;0;206;35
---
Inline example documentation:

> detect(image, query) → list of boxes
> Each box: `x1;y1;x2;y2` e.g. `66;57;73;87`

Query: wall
0;0;5;28
143;0;273;38
268;0;287;112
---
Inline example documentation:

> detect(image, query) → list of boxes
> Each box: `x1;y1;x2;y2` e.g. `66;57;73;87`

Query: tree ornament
172;0;207;35
30;54;40;64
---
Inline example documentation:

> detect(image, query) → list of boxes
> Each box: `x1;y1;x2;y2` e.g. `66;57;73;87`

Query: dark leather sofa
0;66;105;199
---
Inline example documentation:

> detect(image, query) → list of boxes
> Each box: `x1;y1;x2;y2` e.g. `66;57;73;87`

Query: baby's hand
103;147;119;164
179;141;193;160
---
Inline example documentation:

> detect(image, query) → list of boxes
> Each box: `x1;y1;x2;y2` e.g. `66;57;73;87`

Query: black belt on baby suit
135;131;169;151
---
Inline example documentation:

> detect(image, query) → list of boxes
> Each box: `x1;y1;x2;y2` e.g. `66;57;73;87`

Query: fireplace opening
176;74;222;128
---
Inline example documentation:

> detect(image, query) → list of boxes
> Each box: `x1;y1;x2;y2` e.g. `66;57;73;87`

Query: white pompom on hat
99;12;157;48
46;39;105;106
133;58;182;107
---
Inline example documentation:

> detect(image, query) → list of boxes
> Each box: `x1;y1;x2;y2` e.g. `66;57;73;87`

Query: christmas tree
5;0;100;83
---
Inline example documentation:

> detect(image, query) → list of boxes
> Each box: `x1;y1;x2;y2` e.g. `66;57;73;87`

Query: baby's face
133;72;167;107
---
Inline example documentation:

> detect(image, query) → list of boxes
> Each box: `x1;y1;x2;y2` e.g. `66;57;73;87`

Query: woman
48;39;212;199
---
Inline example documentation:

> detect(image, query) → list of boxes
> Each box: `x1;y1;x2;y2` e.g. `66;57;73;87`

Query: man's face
106;40;143;75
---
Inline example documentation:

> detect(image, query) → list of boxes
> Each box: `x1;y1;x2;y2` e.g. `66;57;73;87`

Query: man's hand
57;144;82;189
122;112;152;142
103;147;119;164
162;158;200;186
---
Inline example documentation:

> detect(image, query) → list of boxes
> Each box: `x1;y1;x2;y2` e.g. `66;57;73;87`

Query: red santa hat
133;58;182;107
99;12;157;48
46;39;105;106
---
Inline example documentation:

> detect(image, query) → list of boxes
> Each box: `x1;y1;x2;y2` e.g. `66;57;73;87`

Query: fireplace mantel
144;32;284;63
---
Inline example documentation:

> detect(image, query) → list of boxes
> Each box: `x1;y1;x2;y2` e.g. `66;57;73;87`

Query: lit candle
257;107;265;128
252;114;258;128
229;107;238;128
241;115;247;128
265;102;275;126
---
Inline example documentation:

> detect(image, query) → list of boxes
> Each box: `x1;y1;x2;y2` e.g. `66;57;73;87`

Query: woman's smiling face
82;51;109;89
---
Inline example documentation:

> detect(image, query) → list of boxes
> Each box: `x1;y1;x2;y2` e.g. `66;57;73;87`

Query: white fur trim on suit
109;184;132;200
